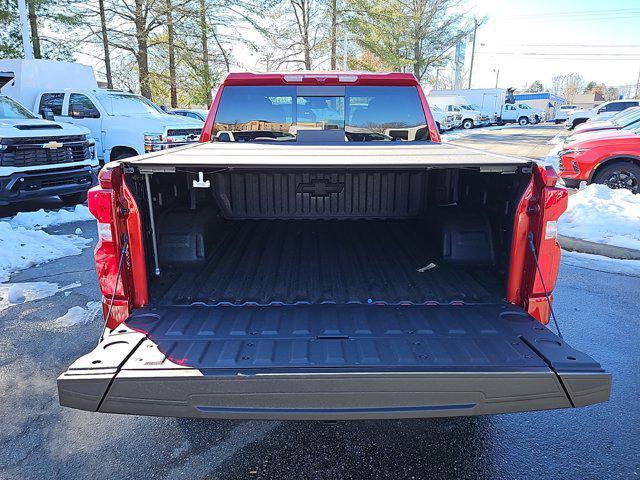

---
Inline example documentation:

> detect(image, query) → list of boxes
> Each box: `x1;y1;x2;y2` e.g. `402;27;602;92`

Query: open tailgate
58;304;610;420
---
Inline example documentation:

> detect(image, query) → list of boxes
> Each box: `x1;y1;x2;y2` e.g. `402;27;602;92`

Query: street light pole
494;69;500;88
17;0;34;59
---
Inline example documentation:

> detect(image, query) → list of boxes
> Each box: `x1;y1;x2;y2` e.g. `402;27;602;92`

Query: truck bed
150;219;504;306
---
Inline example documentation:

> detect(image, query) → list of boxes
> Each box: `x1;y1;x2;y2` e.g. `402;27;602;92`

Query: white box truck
0;59;204;164
427;95;490;129
430;88;541;126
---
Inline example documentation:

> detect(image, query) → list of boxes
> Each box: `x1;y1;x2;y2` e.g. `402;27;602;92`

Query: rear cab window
212;85;429;142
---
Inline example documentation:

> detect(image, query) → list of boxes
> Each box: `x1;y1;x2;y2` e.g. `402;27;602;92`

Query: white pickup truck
0;89;98;205
33;89;204;163
428;95;489;129
0;59;204;164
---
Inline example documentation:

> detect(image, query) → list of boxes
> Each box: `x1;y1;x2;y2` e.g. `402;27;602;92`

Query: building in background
571;92;606;110
514;92;565;120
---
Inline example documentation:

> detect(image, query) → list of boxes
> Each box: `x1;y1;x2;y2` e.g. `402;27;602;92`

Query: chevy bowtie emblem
297;179;344;196
43;141;63;150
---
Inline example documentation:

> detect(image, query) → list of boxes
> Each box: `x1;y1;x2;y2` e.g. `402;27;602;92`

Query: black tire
518;117;529;126
531;115;540;125
59;192;88;205
592;161;640;194
555;119;562;124
462;119;474;130
436;122;443;133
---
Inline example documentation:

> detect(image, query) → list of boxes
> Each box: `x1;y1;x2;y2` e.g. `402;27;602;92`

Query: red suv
558;127;640;193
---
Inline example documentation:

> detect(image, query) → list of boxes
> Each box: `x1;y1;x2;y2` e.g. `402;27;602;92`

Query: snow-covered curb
562;250;640;276
559;184;640;251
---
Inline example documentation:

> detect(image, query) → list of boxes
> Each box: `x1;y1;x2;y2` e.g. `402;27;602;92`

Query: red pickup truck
58;72;610;420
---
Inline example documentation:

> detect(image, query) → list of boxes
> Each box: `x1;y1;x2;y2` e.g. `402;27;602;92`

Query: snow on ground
8;205;93;229
562;251;640;277
559;184;640;250
52;301;102;327
440;124;511;142
0;206;94;282
0;281;81;312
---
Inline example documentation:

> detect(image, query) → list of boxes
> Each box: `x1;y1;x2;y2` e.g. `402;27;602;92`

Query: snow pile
559;184;640;250
0;281;80;312
53;301;102;327
9;205;93;229
0;206;94;282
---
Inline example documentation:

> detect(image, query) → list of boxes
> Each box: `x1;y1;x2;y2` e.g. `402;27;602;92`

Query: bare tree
329;0;338;69
98;0;113;88
101;0;167;99
27;0;42;58
166;0;177;106
551;73;585;103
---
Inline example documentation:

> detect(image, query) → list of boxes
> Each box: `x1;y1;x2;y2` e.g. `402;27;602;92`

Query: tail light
88;172;125;301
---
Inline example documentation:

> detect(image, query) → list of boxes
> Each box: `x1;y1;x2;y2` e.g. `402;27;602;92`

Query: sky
461;0;640;92
74;0;640;95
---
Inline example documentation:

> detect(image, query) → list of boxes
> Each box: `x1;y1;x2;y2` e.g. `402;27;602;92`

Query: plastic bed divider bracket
193;171;210;188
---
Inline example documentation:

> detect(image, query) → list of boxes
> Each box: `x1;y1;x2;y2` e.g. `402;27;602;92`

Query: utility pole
467;19;477;89
635;68;640;98
494;69;500;88
17;0;34;59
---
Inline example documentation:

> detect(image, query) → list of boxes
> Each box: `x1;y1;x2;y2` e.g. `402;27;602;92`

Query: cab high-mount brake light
282;74;359;84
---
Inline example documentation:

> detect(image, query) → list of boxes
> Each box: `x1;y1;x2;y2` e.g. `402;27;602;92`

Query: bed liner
151;219;503;306
58;303;610;420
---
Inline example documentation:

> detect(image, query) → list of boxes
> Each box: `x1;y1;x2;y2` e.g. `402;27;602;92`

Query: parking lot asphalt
446;124;563;158
1;125;638;480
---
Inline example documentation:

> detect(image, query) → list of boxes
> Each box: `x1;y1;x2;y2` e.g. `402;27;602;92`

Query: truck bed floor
150;220;504;306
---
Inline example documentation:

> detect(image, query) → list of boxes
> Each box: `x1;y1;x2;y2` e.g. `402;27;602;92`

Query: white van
0;59;204;164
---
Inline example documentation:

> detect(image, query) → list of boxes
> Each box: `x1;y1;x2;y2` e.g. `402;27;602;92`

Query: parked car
558;127;640;192
500;103;538;125
0;59;204;164
58;71;610;421
564;99;640;130
571;106;640;136
0;92;99;205
554;104;579;123
170;108;209;122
